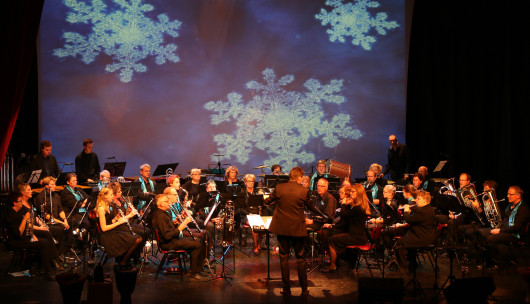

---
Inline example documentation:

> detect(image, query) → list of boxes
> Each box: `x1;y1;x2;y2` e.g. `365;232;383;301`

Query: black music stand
326;177;341;191
152;163;179;177
103;162;126;177
27;169;41;184
249;215;280;285
264;175;289;188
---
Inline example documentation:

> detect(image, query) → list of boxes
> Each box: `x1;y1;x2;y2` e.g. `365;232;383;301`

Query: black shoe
301;289;310;296
321;266;337;273
280;289;291;296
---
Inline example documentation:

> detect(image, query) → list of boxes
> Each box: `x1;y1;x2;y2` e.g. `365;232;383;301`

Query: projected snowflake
315;0;399;51
204;68;363;170
53;0;181;82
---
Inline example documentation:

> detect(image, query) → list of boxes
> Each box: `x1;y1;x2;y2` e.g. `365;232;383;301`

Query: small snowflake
53;0;182;82
204;68;363;170
315;0;399;51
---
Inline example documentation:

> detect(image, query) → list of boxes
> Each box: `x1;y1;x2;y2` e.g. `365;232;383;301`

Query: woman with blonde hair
96;187;142;269
322;184;371;272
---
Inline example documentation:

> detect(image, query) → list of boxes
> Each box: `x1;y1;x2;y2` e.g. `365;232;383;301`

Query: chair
508;221;530;266
346;226;383;277
153;229;188;280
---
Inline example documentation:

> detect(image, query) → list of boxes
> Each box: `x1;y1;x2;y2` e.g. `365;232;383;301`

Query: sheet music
247;215;272;229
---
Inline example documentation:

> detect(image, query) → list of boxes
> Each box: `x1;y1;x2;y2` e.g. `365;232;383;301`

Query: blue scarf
508;200;523;238
66;186;86;213
138;177;155;210
364;182;379;201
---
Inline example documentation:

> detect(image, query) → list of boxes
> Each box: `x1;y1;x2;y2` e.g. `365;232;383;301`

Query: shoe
190;273;210;281
321;266;337;273
301;289;310;296
280;289;291;296
253;248;260;256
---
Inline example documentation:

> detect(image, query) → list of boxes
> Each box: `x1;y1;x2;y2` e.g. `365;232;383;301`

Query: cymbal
254;165;267;169
257;174;265;177
214;154;224;156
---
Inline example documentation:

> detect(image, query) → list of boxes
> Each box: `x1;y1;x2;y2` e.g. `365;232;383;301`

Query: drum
326;159;351;179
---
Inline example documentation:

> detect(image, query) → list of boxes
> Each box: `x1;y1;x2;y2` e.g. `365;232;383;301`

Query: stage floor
1;240;528;304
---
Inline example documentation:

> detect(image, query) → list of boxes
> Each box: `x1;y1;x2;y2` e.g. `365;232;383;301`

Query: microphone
107;156;116;159
64;162;73;165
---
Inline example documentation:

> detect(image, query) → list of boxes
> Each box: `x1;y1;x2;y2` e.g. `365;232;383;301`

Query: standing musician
95;187;142;270
310;159;329;190
60;173;92;235
136;164;156;213
477;185;530;268
364;169;384;215
264;167;328;296
151;194;209;280
384;134;411;183
321;184;371;273
29;140;60;184
16;183;63;267
75;138;101;184
4;192;58;280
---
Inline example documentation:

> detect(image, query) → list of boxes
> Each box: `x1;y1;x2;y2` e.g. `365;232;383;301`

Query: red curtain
0;1;43;167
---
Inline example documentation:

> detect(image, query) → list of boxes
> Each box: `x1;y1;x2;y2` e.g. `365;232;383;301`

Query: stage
1;234;529;304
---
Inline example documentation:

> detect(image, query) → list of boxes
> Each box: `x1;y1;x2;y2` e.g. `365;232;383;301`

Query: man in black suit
264;167;326;296
29;140;60;184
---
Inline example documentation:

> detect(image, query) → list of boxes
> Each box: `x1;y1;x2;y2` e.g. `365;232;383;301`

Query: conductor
264;167;326;296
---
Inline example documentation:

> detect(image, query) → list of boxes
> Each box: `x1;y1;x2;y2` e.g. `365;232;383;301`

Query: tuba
456;184;487;226
482;189;503;228
439;177;457;196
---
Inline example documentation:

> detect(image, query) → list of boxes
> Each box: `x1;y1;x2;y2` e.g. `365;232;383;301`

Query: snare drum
326;159;351;179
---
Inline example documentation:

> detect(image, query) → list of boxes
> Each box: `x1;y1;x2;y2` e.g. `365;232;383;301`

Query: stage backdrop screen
39;0;405;179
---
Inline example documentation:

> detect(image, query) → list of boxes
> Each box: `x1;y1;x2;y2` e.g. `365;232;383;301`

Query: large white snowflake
53;0;181;82
315;0;399;51
204;68;363;170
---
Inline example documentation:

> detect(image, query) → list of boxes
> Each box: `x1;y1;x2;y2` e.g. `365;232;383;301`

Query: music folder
103;161;126;177
247;215;273;231
153;163;179;176
27;169;42;184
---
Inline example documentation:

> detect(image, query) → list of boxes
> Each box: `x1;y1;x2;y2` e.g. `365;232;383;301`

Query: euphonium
482;189;503;228
457;183;487;226
439;177;457;196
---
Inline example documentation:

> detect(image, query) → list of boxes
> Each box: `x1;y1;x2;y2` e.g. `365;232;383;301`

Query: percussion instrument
326;159;351;179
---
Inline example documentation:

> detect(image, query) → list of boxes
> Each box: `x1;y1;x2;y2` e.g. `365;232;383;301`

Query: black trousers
277;235;307;291
165;237;206;274
8;238;53;272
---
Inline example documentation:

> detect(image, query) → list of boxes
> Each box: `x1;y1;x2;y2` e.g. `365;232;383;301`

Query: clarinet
180;188;203;233
171;203;195;240
117;207;135;235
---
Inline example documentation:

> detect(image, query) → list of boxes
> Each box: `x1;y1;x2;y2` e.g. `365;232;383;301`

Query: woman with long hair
322;184;371;272
96;187;142;269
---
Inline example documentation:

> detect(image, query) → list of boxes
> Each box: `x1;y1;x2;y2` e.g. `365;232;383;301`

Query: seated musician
238;174;266;255
16;184;63;268
28;140;60;184
369;184;401;227
164;186;213;252
95;170;111;191
364;169;384;216
151;194;208;280
447;173;480;245
34;177;68;256
306;178;337;232
109;182;151;241
60;173;92;236
461;181;498;246
4;192;58;279
321;184;371;273
181;168;206;203
411;173;425;192
166;174;185;199
95;187;142;270
395;190;436;271
223;166;242;193
310;159;329;190
136;164;156;212
300;176;310;189
369;163;388;187
418;166;436;194
271;164;283;175
477;185;530;268
74;138;100;184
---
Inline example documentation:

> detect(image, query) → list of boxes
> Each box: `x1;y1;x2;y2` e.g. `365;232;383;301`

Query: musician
238;174;265;255
300;176;310;189
402;184;417;206
477;186;530;267
167;174;184;196
449;173;482;244
95;170;111;191
95;187;142;270
136;164;156;211
395;190;436;271
271;164;283;175
60;173;91;233
418;166;436;194
369;163;388;187
307;178;337;231
29;140;60;183
109;182;151;240
461;181;498;245
75;138;101;183
384;134;411;183
181;168;206;202
364;169;384;215
310;159;329;190
151;194;208;280
264;167;327;296
223;166;242;193
411;173;424;191
369;184;401;227
16;183;63;267
321;184;371;273
4;192;57;280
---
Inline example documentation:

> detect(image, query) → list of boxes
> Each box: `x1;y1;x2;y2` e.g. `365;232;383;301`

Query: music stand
264;175;289;188
152;163;179;177
120;182;142;197
326;177;341;191
433;160;447;174
103;162;126;177
27;169;42;184
248;215;279;285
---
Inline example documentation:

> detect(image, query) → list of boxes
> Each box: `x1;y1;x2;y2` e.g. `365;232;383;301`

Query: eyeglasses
507;193;518;196
338;191;345;194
